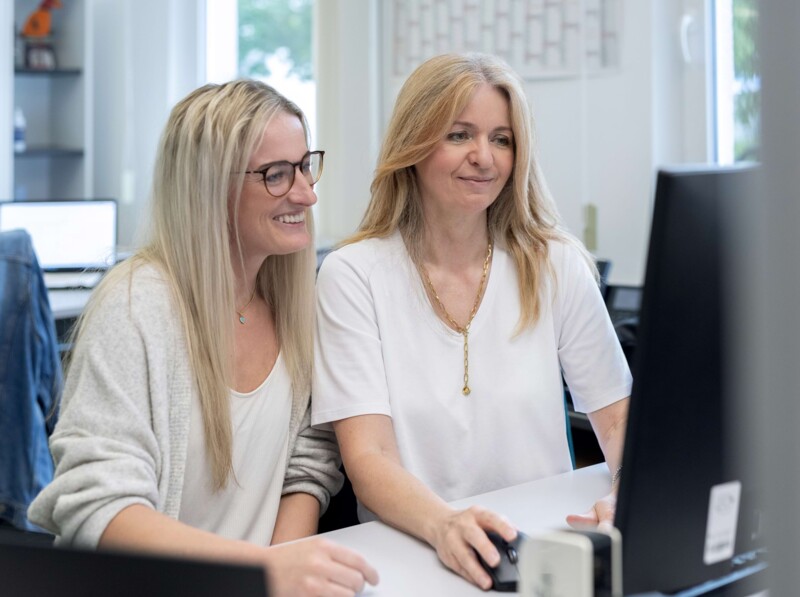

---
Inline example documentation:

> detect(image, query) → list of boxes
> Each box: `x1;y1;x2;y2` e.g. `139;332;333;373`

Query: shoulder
84;260;180;338
98;261;171;308
318;233;407;284
545;236;594;279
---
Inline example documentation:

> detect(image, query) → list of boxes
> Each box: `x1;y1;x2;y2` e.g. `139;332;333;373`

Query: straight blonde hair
346;52;595;331
70;80;317;489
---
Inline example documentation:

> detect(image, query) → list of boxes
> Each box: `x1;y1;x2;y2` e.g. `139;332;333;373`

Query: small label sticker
704;480;742;565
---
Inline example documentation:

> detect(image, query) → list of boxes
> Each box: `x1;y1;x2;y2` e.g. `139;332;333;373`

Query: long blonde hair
72;80;317;489
346;52;594;330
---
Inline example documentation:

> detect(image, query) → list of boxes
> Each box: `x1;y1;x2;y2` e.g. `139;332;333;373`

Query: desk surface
319;464;611;597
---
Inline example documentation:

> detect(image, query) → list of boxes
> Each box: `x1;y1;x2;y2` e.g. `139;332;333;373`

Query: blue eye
264;167;289;185
493;136;512;148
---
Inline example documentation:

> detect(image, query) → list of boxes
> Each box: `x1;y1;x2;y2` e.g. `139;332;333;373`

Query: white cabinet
4;0;93;200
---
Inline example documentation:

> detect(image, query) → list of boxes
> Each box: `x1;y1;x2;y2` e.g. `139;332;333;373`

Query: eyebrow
451;121;514;134
250;151;311;171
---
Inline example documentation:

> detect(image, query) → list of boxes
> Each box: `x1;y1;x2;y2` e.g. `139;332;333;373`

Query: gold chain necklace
236;285;257;325
420;242;492;396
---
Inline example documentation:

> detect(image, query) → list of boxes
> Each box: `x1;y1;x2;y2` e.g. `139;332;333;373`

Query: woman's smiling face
415;84;514;219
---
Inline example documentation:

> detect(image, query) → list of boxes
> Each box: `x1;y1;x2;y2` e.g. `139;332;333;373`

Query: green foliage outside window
238;0;313;81
732;0;759;162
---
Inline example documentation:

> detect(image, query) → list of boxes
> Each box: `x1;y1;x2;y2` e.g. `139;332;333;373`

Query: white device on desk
518;528;622;597
0;199;117;289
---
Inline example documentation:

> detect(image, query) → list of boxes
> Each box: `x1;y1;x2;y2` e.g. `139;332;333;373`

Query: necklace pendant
239;315;246;324
462;386;471;396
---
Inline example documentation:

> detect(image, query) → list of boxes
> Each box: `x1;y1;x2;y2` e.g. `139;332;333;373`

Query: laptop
0;538;269;597
0;199;118;289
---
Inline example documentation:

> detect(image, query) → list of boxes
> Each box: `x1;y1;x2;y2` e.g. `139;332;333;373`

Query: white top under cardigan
179;353;292;545
29;262;343;547
312;232;631;521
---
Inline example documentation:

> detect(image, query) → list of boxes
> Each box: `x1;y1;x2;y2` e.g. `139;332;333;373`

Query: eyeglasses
243;150;325;197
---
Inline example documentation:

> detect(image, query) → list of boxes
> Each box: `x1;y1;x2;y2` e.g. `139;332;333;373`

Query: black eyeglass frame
243;150;325;198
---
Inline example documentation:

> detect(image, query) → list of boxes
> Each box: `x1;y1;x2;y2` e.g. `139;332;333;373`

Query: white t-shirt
179;353;291;545
312;232;631;520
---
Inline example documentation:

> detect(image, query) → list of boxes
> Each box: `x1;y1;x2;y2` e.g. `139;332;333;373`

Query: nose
469;136;493;168
286;168;318;207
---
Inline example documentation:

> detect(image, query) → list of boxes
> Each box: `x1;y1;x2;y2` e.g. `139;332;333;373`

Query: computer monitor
0;539;269;597
614;165;765;594
0;199;117;271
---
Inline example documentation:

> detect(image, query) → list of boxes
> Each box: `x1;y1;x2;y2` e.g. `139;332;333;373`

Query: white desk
319;464;611;597
48;289;92;320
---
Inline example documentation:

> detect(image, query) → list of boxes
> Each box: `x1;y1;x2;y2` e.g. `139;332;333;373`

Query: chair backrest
0;229;62;532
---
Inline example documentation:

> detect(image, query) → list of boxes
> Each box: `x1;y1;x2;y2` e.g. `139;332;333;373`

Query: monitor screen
608;286;641;312
614;165;764;594
0;540;268;597
0;200;117;271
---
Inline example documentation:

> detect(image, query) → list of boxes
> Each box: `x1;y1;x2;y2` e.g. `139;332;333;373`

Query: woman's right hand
262;537;379;597
429;505;518;591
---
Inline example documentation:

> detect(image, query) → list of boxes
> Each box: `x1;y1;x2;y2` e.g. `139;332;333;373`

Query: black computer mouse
476;531;527;592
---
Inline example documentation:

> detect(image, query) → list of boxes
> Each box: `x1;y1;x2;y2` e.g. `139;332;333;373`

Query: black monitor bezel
614;165;762;594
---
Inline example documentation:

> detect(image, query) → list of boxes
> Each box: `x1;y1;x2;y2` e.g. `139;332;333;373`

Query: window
713;0;759;164
205;0;316;139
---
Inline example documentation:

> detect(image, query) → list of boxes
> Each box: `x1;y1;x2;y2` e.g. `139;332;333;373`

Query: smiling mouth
274;212;305;224
459;177;494;183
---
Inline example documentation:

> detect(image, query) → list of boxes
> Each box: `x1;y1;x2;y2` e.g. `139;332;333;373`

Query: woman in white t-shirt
29;80;377;597
312;53;631;591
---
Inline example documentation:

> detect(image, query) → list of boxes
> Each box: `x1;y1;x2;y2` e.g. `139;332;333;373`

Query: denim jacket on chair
0;229;62;531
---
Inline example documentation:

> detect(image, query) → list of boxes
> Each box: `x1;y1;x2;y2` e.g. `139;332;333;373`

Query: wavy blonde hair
72;80;317;489
346;52;594;330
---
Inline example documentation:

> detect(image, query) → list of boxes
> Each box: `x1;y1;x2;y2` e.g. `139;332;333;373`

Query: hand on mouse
428;505;518;591
566;491;616;533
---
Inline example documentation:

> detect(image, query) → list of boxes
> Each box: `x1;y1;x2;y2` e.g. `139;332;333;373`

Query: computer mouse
476;531;527;592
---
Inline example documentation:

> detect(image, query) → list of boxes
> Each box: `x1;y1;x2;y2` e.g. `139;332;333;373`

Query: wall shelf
14;146;85;158
14;67;82;76
3;0;93;200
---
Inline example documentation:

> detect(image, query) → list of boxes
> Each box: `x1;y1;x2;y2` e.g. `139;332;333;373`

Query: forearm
566;399;629;529
99;504;264;565
271;493;320;544
588;397;630;477
101;504;379;596
347;451;453;546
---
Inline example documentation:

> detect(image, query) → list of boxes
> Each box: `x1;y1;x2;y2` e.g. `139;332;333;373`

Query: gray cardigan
28;263;342;547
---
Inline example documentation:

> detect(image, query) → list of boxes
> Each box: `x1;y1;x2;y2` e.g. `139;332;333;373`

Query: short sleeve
551;242;632;413
312;248;393;426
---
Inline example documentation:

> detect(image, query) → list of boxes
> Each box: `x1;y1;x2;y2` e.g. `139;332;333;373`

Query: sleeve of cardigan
27;272;174;548
281;405;344;515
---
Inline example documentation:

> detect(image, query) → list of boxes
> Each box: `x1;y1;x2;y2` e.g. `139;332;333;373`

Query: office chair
0;229;61;537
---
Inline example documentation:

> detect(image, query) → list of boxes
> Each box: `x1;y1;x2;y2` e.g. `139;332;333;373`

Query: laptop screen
0;200;117;271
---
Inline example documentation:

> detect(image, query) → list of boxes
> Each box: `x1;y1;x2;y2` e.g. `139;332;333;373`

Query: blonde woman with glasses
312;53;631;590
29;80;378;597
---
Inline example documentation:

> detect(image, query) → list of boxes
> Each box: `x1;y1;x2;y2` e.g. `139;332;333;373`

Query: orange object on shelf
21;0;63;38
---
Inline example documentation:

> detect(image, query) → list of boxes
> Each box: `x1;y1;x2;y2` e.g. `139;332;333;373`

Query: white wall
316;0;711;285
526;0;656;285
5;0;709;278
314;0;382;248
91;0;204;250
